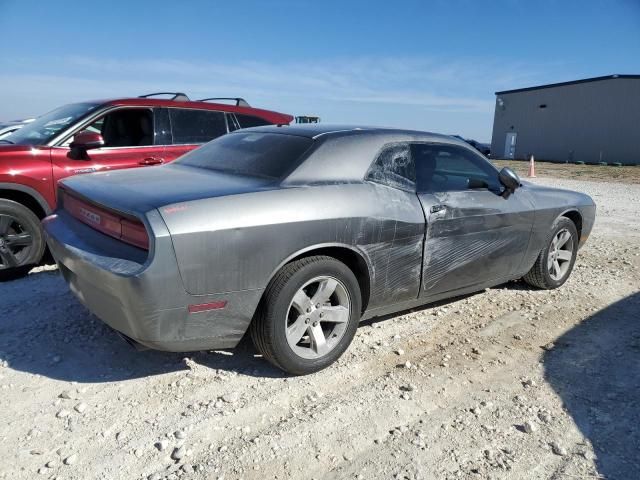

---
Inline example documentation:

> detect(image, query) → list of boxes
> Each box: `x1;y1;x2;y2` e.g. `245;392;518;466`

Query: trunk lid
59;164;278;216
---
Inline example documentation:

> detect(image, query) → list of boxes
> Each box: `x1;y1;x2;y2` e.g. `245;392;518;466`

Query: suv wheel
0;199;45;279
250;255;362;375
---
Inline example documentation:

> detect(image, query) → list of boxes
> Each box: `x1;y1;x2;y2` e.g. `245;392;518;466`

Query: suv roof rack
139;92;190;101
197;97;251;107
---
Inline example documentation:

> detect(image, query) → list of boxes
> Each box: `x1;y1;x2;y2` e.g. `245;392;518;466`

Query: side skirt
360;274;522;322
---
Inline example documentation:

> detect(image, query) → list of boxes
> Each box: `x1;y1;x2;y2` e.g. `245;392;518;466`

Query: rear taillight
63;191;149;250
121;219;149;250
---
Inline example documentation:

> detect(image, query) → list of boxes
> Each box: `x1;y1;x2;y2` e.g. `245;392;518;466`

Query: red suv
0;93;293;277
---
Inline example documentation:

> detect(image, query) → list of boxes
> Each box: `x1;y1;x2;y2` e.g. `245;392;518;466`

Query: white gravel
527;176;640;237
0;176;638;480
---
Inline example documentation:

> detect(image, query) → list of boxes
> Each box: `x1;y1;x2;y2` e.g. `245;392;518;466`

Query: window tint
153;108;172;145
366;143;415;191
236;114;271;128
169;109;227;144
176;132;313;179
412;144;500;193
82;108;154;147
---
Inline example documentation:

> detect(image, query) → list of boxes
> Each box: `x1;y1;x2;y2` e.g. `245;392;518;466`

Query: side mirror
70;131;104;151
498;167;520;193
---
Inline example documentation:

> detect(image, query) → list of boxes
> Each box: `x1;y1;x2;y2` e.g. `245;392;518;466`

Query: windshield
176;131;314;179
2;102;100;145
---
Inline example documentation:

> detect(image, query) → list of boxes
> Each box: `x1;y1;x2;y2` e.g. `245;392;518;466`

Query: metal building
490;75;640;165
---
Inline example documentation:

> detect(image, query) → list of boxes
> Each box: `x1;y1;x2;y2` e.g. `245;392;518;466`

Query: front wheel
523;217;578;289
0;199;46;280
250;255;362;375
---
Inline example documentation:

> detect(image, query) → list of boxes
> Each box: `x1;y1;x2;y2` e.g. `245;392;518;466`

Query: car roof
87;97;294;124
238;123;457;142
240;124;475;186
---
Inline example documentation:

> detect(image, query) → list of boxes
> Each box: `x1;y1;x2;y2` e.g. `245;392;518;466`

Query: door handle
430;204;447;214
139;157;164;166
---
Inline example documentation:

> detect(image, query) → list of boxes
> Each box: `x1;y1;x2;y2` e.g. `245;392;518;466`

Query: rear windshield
175;131;313;179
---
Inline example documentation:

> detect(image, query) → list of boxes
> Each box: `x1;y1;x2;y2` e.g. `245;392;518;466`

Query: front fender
0;181;53;214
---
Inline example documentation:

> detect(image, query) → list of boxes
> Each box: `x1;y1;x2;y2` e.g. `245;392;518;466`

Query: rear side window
176;132;313;179
236;114;271;128
169;109;227;144
366;143;415;191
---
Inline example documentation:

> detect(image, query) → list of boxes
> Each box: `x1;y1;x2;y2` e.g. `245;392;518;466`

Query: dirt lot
1;176;639;480
493;159;640;184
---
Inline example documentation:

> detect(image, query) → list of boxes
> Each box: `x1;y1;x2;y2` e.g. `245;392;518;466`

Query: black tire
250;255;362;375
523;216;578;289
0;199;46;280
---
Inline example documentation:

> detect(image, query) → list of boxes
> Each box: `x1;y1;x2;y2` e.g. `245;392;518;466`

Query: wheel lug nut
306;308;311;313
313;321;318;327
319;313;324;318
305;318;310;324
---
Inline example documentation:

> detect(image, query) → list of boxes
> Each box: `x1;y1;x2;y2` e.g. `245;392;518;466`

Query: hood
521;179;580;195
521;180;595;207
59;164;279;216
0;145;40;154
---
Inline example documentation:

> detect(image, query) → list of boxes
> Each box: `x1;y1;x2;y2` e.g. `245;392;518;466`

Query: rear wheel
250;255;361;375
523;217;578;289
0;199;45;280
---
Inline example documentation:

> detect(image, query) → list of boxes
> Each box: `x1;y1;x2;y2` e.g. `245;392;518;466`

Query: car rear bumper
43;210;262;351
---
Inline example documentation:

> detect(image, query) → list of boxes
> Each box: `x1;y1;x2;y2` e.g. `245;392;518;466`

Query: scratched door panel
417;189;535;298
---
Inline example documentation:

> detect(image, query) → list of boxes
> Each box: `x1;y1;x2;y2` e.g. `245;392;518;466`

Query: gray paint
491;76;640;165
417;188;535;297
43;125;596;352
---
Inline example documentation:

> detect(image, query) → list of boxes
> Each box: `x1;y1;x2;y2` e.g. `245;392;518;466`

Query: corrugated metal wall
490;78;640;165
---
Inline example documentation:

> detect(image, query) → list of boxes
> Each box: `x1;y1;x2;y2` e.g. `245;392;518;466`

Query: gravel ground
1;177;639;480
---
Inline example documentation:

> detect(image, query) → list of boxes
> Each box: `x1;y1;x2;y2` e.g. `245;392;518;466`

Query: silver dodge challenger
43;125;596;375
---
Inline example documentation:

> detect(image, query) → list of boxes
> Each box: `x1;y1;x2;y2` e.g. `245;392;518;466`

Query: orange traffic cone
528;155;536;177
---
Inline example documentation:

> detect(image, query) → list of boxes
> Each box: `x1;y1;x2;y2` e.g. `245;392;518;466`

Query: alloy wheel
0;214;33;270
548;228;574;281
285;276;351;359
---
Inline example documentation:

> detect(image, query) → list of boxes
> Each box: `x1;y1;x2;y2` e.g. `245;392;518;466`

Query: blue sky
0;0;638;141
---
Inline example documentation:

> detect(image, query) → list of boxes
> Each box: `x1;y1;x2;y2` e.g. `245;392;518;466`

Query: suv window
169;109;227;144
365;143;415;191
225;113;240;132
176;131;313;179
236;114;271;128
412;143;500;193
80;108;154;147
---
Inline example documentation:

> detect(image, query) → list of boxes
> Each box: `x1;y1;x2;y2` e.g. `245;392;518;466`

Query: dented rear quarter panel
159;182;425;309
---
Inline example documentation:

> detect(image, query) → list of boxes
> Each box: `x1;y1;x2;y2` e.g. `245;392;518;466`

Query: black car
451;135;491;157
